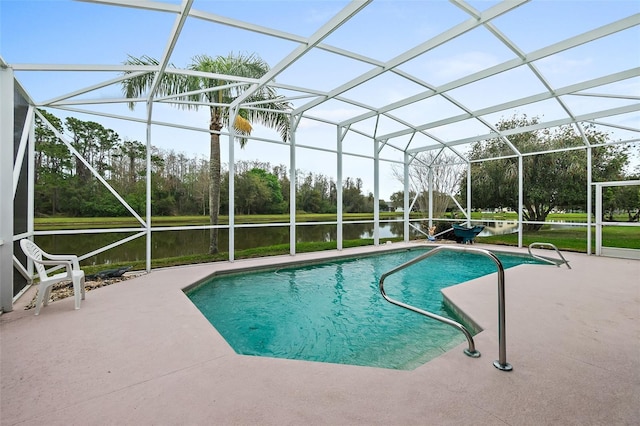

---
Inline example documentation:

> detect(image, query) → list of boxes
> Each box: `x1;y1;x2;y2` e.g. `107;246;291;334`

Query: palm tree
122;53;291;253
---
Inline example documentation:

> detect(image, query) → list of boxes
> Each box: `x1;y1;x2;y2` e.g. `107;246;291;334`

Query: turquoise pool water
187;248;544;370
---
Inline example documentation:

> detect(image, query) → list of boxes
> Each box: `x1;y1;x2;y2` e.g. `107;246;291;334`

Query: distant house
494;207;513;213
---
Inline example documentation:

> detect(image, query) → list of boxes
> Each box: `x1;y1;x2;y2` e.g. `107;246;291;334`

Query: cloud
535;55;594;75
305;6;342;25
425;51;500;82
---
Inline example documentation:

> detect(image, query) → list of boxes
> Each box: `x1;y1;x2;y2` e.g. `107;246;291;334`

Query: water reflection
36;219;532;266
476;219;587;235
477;221;519;237
36;221;419;266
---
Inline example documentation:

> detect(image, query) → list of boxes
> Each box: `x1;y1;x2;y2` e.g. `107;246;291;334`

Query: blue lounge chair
452;224;485;244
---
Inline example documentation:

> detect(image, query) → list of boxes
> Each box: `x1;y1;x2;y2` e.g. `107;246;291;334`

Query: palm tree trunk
209;118;222;254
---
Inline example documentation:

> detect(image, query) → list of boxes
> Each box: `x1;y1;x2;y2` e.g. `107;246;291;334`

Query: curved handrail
528;242;571;269
379;245;513;371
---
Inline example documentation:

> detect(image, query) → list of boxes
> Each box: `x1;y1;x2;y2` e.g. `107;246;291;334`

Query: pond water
35;219;525;266
36;221;418;265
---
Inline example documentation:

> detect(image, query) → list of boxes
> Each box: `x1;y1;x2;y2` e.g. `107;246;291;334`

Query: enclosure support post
517;155;523;248
289;115;298;256
27;108;35;256
587;147;592;255
0;65;14;312
428;166;433;229
145;103;152;272
595;183;602;256
228;108;237;262
337;126;344;250
373;138;380;245
403;152;410;242
466;162;471;227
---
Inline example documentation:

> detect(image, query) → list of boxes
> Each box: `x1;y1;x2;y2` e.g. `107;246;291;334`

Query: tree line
34;110;638;224
461;116;639;227
34;110;381;218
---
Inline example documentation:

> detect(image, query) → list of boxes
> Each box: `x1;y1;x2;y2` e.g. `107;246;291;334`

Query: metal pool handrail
528;242;571;269
379;245;513;371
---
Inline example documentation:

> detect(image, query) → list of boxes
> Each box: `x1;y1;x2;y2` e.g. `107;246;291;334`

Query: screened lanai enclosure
1;0;639;312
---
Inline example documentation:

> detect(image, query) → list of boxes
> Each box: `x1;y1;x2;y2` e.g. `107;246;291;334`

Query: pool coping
2;242;639;425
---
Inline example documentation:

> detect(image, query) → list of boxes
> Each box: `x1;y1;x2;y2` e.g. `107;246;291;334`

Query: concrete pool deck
1;242;639;425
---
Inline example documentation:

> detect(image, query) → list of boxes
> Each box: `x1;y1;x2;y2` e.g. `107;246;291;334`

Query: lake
36;219;520;266
36;221;415;266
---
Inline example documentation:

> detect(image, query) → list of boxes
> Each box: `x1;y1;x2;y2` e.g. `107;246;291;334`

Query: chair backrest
20;239;48;279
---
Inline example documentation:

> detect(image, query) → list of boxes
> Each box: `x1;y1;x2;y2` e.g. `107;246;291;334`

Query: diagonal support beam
146;0;194;109
229;0;372;111
294;0;529;116
381;68;640;141
339;13;640;129
35;109;147;226
407;103;640;153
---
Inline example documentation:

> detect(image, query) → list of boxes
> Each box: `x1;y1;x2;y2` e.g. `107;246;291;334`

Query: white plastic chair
20;239;85;315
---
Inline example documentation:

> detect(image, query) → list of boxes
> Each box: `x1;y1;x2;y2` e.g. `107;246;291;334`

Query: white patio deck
1;243;638;425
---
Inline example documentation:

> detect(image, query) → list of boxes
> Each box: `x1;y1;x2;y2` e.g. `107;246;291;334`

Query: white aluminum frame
1;65;15;312
2;0;639;311
594;180;640;259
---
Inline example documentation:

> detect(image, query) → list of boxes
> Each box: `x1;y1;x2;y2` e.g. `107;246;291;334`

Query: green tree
65;118;120;183
619;185;640;222
118;139;146;187
463;115;629;229
295;172;337;213
607;184;640;222
602;187;617;221
122;53;291;253
297;173;323;213
273;164;290;210
389;190;415;211
246;168;284;213
343;177;367;213
34;110;71;215
235;170;270;214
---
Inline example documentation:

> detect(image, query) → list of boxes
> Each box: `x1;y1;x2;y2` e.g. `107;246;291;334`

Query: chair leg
43;286;53;306
34;285;46;316
81;277;86;300
73;277;82;310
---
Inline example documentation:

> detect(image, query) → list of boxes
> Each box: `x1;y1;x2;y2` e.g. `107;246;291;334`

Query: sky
1;0;639;200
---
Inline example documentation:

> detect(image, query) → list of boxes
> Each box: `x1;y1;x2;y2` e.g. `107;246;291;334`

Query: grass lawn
34;212;404;229
477;226;639;252
34;213;638;274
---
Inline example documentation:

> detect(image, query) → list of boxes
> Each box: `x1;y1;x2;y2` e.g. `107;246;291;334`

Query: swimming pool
186;248;546;370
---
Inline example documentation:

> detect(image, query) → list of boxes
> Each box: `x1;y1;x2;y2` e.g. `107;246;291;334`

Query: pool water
186;248;544;370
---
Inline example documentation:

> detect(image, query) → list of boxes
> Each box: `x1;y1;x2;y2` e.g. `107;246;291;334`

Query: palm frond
123;52;292;142
122;54;197;111
242;91;293;142
121;55;158;110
